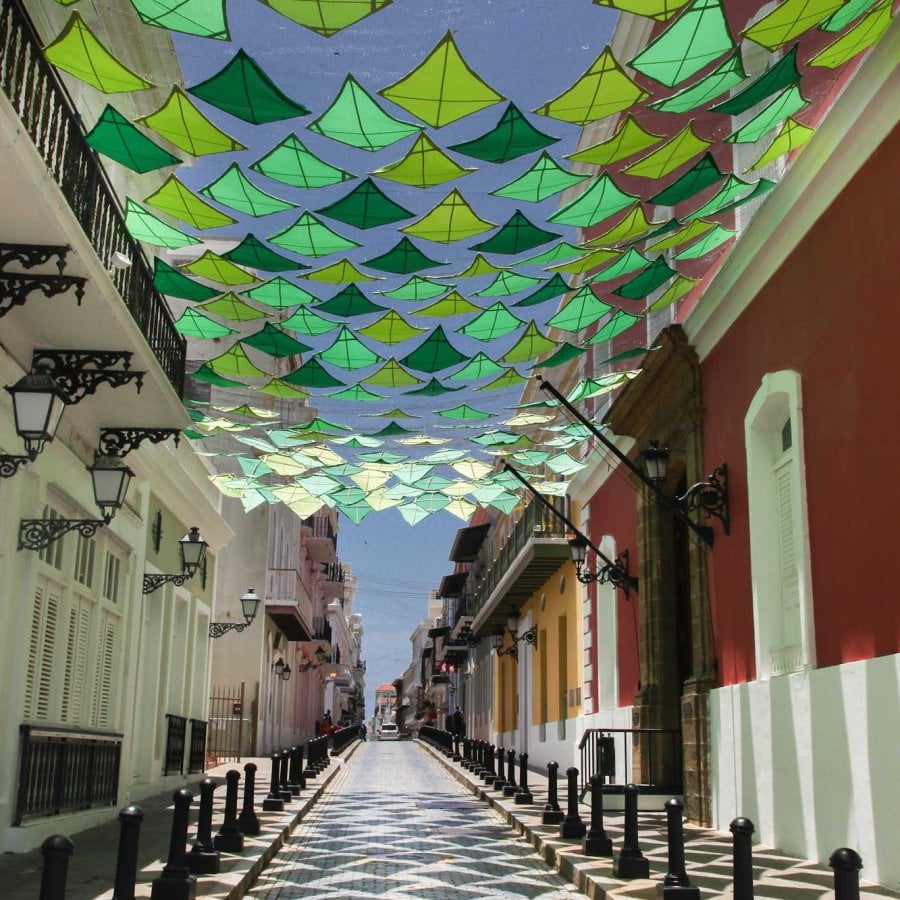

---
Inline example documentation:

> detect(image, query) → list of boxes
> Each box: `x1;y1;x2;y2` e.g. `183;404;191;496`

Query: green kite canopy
259;0;392;37
376;276;451;301
646;274;700;311
531;340;587;368
441;254;508;279
221;234;302;272
328;384;386;401
446;352;504;382
309;74;420;151
303;258;382;284
583;204;661;246
629;0;734;88
153;258;218;300
620;123;711;179
269;212;361;257
256;378;310;399
518;242;586;266
685;174;756;218
746;118;815;171
470;211;559;255
191;362;244;387
174;307;237;339
316;284;386;317
534;48;649;125
549;173;637;228
209;343;269;378
614;256;677;298
243;277;317;307
364;237;446;274
513;273;571;307
500;321;556;363
743;0;844;50
474;271;543;298
129;0;230;40
588;309;643;342
400;326;468;372
710;45;800;116
547;247;618;276
821;0;883;31
144;175;236;229
198;293;269;322
673;223;735;259
316;179;413;230
401;190;496;243
588;247;650;282
648;51;746;113
200;164;297;217
282;358;345;388
448;103;558;162
85;105;180;172
125;199;200;248
379;31;504;127
566;115;664;166
363;359;423;387
280;305;340;336
138;87;246;156
251;134;354;188
182;251;256;285
357;311;427;344
649;152;724;206
415;292;481;317
725;86;808;143
490;152;589;202
647;218;715;252
437;404;493;421
372;134;476;188
457;302;524;341
317;327;384;370
406;377;462;396
546;285;613;331
188;49;310;123
242;323;311;357
44;13;154;93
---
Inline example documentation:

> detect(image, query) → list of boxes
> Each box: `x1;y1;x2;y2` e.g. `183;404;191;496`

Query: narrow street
246;741;583;899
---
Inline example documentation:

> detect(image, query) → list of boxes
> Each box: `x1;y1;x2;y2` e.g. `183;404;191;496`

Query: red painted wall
701;123;900;684
587;466;640;707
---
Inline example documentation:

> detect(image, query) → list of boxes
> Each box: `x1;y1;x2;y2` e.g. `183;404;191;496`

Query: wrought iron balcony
302;513;337;563
265;567;314;640
0;0;185;394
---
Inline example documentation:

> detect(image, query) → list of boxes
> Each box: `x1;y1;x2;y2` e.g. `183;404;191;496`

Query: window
24;578;62;721
74;532;95;587
38;506;64;569
596;535;619;711
745;370;815;678
103;551;122;604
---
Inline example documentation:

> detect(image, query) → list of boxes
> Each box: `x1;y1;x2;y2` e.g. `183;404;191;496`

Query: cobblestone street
246;741;583;899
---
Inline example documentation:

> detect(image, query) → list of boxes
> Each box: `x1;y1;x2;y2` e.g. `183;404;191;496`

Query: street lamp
274;658;286;677
209;588;261;638
142;526;208;594
88;456;134;524
280;664;291;682
6;368;67;460
567;533;638;596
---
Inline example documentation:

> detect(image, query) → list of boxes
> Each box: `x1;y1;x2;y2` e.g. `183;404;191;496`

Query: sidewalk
417;741;900;900
0;741;362;900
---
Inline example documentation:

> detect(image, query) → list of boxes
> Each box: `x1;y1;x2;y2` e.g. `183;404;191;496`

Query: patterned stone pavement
246;741;585;899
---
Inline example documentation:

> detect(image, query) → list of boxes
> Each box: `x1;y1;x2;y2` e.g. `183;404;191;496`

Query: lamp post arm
502;462;622;574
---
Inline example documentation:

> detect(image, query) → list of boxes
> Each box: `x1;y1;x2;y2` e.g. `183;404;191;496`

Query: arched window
744;370;815;678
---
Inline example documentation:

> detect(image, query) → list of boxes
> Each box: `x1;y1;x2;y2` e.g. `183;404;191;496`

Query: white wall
711;653;900;888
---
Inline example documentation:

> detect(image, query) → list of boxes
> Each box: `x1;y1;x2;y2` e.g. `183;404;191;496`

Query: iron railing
207;682;246;765
0;0;185;394
14;724;122;825
321;561;344;583
303;514;336;547
187;719;207;774
163;714;186;775
470;494;569;619
312;616;332;644
578;727;682;798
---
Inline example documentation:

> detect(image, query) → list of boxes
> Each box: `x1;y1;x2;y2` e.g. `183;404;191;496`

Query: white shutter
93;610;119;727
25;579;61;721
771;456;802;673
61;595;93;724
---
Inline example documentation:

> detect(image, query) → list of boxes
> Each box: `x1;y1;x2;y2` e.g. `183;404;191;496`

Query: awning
448;523;490;562
266;605;312;641
437;571;468;597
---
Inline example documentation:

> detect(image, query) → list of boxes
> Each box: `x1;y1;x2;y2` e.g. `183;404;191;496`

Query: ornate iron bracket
496;642;519;661
209;622;250;639
0;273;86;318
98;428;181;458
575;549;639;599
679;464;729;538
0;243;70;273
0;454;29;478
18;518;103;552
143;573;189;594
516;625;538;649
31;350;144;405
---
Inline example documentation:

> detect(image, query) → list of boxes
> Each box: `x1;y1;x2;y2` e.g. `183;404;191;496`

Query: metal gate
207;682;246;767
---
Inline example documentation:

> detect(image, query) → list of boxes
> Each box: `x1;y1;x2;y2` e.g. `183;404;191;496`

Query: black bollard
542;762;564;826
482;744;497;785
503;749;518;797
452;734;461;762
287;746;302;795
472;740;484;776
613;784;649;878
113;805;143;900
214;769;245;853
559;767;586;839
494;745;507;791
278;749;292;802
292;745;307;791
583;775;613;856
188;779;220;875
150;789;196;900
661;798;700;898
238;762;261;836
262;752;285;812
514;752;534;805
303;740;318;780
730;817;755;900
830;848;862;900
39;835;74;900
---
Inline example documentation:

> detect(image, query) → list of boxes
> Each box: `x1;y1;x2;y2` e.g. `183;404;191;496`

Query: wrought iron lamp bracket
574;548;639;599
209;622;249;639
98;428;181;458
0;454;30;478
678;463;730;538
496;643;519;661
142;572;189;594
18;518;103;551
516;625;538;649
31;350;144;405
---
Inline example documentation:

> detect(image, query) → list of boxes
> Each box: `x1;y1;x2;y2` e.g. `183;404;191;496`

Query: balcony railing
578;727;683;798
312;616;332;644
187;719;207;774
15;724;122;825
0;0;185;394
471;494;570;620
163;714;187;775
303;514;336;545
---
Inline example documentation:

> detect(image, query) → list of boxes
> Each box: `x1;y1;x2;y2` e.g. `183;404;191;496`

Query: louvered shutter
61;595;93;724
775;458;801;650
25;579;61;721
93;610;119;727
